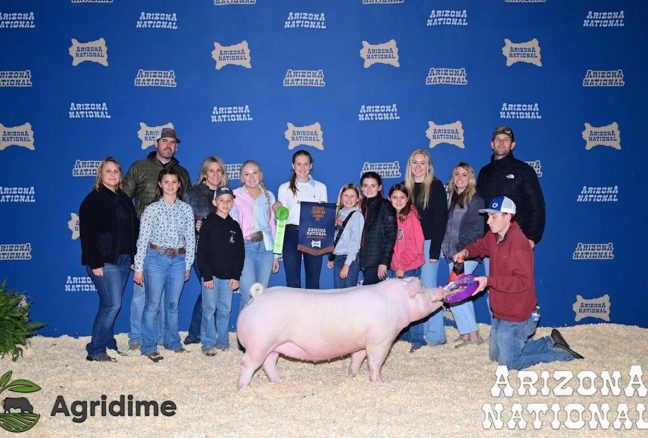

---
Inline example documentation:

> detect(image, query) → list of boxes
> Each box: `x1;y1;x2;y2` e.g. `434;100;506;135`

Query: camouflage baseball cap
491;126;514;142
158;127;181;143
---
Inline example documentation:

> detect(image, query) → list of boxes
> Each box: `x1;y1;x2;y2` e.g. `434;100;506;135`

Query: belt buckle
248;231;263;242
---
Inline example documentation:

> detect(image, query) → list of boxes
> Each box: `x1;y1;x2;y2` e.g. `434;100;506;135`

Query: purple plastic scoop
443;275;479;304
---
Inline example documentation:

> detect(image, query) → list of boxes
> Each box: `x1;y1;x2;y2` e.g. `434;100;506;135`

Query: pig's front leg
365;342;392;382
348;350;367;377
262;351;282;383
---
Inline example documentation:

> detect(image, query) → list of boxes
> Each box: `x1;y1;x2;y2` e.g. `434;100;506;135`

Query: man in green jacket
123;127;192;218
123;127;192;350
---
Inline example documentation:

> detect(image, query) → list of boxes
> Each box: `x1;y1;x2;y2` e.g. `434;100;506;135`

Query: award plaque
297;202;336;256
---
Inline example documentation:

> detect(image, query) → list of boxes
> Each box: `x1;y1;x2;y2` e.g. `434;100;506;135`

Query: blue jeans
140;250;186;355
186;262;208;342
239;241;274;313
490;316;574;370
201;277;233;350
86;255;131;357
332;256;360;289
129;280;165;348
446;259;479;335
419;240;445;345
282;227;323;289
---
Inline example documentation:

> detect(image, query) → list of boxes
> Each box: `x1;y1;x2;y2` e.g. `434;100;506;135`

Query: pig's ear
405;278;422;298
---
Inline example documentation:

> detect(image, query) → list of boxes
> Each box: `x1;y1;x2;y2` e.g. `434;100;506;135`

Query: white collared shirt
277;177;327;225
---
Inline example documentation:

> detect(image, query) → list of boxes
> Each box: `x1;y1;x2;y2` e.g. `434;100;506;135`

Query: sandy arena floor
1;323;647;437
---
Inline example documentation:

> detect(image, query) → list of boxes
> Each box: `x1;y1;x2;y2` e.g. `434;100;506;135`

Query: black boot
551;329;584;359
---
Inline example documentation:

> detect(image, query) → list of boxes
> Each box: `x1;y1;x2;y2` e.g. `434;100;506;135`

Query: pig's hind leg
262;351;282;383
238;352;266;390
348;350;367;377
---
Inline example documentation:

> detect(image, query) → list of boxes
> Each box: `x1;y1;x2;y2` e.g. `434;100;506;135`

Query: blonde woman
80;157;137;362
403;149;448;349
183;156;228;345
441;162;485;347
231;160;280;315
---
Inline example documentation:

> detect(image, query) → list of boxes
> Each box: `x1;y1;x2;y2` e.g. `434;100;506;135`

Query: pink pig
236;277;444;389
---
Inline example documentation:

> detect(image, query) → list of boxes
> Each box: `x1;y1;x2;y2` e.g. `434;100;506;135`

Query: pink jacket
390;207;425;273
232;187;276;242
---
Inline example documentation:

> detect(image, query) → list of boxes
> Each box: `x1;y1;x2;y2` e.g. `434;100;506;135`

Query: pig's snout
428;287;444;302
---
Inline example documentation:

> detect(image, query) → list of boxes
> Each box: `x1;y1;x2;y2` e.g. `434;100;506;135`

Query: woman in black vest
80;157;137;362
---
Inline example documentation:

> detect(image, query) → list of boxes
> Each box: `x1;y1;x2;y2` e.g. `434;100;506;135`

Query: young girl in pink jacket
388;183;425;278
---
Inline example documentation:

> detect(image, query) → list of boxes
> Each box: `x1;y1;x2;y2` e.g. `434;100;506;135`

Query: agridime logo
0;371;41;433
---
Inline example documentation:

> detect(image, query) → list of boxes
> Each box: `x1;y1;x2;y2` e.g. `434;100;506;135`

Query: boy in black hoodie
197;187;244;356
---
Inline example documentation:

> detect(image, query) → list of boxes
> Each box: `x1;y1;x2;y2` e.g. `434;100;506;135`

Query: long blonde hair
94;156;122;191
196;156;228;188
447;162;477;208
335;183;361;212
240;160;273;218
404;148;435;210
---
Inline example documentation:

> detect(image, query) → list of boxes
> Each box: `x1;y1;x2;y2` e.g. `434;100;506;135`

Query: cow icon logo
0;371;41;432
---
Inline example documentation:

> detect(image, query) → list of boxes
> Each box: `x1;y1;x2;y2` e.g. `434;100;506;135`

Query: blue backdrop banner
1;0;646;336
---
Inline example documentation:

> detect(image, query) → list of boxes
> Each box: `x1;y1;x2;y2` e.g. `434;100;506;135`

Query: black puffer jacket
359;196;397;269
476;152;545;243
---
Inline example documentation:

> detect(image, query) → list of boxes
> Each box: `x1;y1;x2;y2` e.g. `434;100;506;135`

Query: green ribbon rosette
273;206;289;254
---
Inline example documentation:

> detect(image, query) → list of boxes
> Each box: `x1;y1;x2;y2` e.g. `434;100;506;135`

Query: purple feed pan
443;275;479;304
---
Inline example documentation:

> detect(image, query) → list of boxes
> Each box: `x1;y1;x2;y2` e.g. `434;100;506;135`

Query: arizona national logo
0;371;41;433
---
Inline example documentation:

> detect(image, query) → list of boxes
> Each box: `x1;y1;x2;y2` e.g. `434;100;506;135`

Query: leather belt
149;243;186;256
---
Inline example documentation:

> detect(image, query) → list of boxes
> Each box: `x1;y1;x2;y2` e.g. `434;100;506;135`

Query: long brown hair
288;150;313;195
155;165;183;201
388;183;413;222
